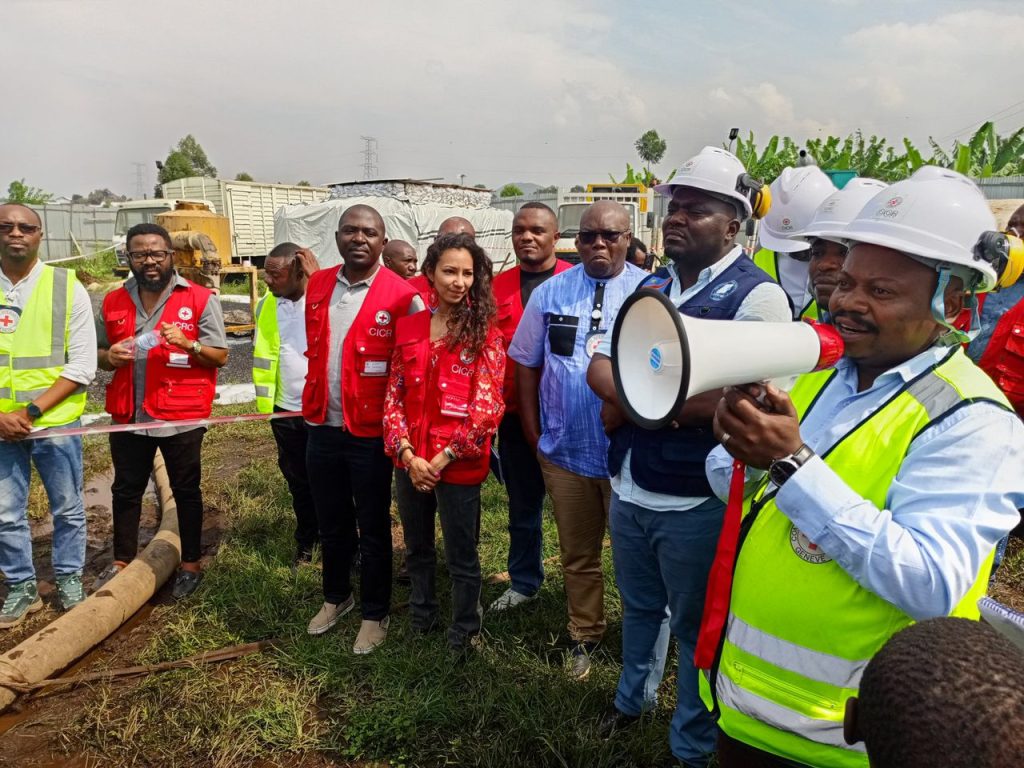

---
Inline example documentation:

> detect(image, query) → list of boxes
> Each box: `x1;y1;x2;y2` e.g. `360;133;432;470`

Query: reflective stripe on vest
0;266;85;427
752;248;818;321
252;294;279;414
716;347;1010;767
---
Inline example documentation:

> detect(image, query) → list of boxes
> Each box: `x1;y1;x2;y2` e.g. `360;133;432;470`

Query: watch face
769;459;796;487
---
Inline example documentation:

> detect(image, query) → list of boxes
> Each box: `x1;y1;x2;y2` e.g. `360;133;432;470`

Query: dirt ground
0;454;240;766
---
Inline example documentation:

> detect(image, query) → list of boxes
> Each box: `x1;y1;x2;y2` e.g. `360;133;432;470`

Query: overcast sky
5;0;1022;197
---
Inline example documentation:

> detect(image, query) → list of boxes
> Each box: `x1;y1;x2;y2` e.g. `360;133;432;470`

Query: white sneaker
488;588;537;612
307;595;355;635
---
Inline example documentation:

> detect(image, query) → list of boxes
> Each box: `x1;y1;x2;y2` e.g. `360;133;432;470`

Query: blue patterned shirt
509;262;647;477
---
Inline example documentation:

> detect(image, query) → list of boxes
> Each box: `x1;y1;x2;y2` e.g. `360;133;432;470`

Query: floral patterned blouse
383;331;506;460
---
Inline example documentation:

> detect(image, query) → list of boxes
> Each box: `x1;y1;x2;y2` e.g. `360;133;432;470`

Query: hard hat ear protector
736;173;770;220
924;230;1024;346
973;230;1024;290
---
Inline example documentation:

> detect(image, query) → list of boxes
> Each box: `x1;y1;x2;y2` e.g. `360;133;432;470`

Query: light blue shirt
598;248;791;511
706;346;1024;620
509;262;647;477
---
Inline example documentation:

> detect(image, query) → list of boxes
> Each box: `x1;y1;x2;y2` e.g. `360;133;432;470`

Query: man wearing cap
802;179;889;322
0;203;96;627
586;147;790;767
704;167;1024;768
509;200;647;680
753;166;836;320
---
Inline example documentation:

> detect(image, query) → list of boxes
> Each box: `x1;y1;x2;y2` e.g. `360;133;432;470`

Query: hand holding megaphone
713;382;804;470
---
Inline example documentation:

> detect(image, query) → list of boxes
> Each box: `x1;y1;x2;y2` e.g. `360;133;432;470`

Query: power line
131;162;147;199
360;136;379;179
935;97;1024;143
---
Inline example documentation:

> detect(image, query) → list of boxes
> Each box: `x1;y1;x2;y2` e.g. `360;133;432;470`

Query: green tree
72;188;127;206
158;134;217;185
570;184;586;193
235;172;254;181
928;122;1024;178
4;179;53;205
472;184;488;189
499;183;524;197
635;129;667;179
296;180;312;186
536;185;558;194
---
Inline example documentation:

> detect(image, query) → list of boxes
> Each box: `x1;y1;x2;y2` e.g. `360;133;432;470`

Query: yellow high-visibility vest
252;294;279;414
714;347;1009;767
0;265;85;427
752;248;819;321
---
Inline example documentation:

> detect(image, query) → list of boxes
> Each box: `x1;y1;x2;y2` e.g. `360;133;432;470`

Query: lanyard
589;282;606;333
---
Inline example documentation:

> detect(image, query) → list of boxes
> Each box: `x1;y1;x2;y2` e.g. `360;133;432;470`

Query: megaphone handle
694;459;747;670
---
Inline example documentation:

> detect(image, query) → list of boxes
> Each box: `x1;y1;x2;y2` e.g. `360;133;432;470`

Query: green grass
66;412;681;767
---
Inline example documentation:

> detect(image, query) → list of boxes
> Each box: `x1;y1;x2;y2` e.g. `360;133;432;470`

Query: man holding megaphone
702;167;1024;768
586;147;791;766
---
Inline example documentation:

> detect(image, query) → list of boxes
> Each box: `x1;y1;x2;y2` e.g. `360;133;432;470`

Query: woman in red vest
384;232;506;655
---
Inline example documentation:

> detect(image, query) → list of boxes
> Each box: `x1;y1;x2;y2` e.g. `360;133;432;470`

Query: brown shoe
353;616;390;655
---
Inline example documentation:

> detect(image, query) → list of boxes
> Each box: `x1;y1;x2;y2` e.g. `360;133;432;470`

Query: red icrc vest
980;296;1024;417
393;311;499;485
103;280;217;423
302;264;417;435
492;260;571;412
407;274;438;312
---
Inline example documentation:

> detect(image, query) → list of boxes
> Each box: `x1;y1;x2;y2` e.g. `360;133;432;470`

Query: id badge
167;351;192;368
585;331;604;358
362;359;388;377
440;392;470;418
0;304;22;334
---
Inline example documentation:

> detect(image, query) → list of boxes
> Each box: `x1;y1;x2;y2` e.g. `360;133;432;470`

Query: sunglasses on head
0;222;41;235
578;229;628;245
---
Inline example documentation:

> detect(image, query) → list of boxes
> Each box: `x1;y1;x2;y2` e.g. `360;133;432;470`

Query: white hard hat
758;166;836;253
801;178;889;245
655;146;755;220
819;166;999;291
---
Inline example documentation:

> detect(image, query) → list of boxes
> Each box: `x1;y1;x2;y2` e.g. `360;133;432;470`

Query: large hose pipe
0;450;181;713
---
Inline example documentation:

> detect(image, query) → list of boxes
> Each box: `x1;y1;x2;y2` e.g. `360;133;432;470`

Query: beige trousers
538;454;611;644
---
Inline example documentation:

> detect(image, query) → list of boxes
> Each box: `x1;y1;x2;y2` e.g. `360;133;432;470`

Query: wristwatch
768;444;815;487
190;340;202;355
443;446;458;462
26;402;42;421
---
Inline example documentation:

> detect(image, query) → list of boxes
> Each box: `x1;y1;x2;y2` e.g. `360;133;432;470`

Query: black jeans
270;408;318;552
109;428;206;564
497;413;547;596
395;469;482;648
306;425;393;620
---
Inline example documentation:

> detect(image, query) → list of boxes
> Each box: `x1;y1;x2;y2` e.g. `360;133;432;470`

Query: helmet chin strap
931;266;978;345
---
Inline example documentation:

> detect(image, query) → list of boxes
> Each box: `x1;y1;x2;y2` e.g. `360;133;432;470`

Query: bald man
382;240;418;279
437;216;476;238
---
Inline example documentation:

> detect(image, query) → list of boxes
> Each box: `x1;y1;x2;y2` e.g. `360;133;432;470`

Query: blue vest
608;256;776;497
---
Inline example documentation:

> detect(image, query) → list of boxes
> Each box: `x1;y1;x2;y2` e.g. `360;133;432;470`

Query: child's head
846;617;1024;767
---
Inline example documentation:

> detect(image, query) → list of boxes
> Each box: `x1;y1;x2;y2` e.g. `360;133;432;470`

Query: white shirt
274;295;307;411
777;252;814;319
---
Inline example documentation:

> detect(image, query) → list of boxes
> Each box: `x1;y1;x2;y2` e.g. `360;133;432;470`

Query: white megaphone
611;289;844;430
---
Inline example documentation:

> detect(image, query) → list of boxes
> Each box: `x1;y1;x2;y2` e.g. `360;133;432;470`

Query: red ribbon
694;458;747;670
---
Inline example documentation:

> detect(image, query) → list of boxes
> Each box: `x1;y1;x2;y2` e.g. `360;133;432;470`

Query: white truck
555;189;661;264
114;177;330;266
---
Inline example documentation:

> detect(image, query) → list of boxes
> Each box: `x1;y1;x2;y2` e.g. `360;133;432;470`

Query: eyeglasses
128;250;173;263
0;222;42;235
578;229;629;245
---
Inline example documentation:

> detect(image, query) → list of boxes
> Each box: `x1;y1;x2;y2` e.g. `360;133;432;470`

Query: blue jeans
498;414;546;596
610;492;723;766
0;424;86;584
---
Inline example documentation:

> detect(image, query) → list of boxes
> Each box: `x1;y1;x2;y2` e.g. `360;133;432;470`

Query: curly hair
422;232;496;355
857;617;1024;767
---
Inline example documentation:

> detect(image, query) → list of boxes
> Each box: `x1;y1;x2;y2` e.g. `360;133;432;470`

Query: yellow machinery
154;202;258;334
